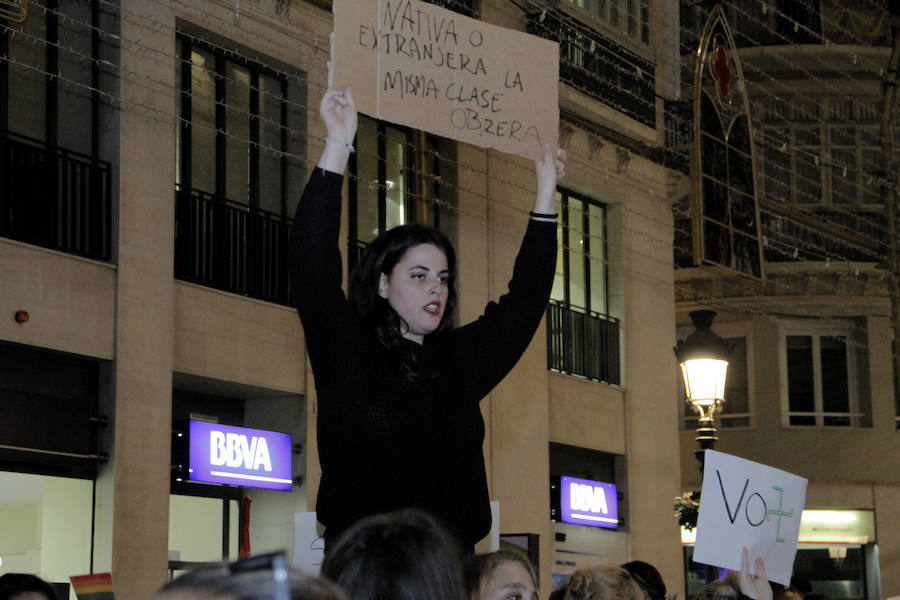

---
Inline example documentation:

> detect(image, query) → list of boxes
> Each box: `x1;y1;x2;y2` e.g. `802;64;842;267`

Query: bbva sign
188;420;293;491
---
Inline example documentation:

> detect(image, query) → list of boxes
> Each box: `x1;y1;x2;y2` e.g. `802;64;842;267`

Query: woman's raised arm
316;73;358;175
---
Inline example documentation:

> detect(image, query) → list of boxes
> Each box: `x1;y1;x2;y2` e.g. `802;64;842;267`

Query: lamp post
675;310;732;471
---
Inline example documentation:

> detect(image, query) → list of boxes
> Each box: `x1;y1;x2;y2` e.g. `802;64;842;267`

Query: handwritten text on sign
332;0;559;160
694;450;807;586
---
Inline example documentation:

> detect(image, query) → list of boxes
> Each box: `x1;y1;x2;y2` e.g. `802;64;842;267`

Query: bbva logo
209;431;273;472
569;482;609;515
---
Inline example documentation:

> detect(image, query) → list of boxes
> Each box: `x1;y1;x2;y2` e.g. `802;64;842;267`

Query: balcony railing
527;10;656;129
1;131;112;260
547;300;621;385
174;187;292;306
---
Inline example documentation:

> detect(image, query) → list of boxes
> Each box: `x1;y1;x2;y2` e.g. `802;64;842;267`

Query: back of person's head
349;224;458;335
464;550;538;600
0;573;57;600
564;566;639;600
548;586;568;600
154;561;347;600
620;561;666;600
321;508;466;600
692;572;742;600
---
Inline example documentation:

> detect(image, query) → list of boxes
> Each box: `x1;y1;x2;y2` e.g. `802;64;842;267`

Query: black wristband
529;211;558;219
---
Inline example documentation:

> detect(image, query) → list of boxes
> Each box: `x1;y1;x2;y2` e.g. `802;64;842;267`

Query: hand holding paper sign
534;145;567;215
693;450;807;586
739;546;773;600
318;62;359;175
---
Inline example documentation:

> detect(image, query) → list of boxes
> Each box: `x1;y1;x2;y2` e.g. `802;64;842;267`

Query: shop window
348;115;442;273
174;30;306;305
170;380;306;567
779;322;870;427
547;189;620;385
0;472;93;598
677;324;753;430
549;443;628;589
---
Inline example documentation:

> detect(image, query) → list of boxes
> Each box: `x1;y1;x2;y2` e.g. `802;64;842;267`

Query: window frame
677;320;755;430
778;320;862;428
347;115;441;273
553;187;609;316
175;32;293;218
558;0;653;54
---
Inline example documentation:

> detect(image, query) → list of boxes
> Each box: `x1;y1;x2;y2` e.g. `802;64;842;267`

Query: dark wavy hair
321;508;466;600
348;224;457;380
0;574;57;600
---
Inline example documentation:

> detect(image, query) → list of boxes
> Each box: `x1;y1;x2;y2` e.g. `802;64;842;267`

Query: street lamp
675;310;732;470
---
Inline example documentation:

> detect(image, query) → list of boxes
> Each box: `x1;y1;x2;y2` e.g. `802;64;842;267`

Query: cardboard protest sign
694;450;807;586
332;0;559;160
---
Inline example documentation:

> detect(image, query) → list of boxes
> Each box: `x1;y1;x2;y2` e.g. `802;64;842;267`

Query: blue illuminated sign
560;475;618;528
188;420;293;491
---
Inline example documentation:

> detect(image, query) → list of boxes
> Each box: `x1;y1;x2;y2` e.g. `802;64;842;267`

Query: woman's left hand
534;144;566;213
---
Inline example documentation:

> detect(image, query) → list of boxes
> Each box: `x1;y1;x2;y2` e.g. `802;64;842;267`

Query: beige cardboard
332;0;559;160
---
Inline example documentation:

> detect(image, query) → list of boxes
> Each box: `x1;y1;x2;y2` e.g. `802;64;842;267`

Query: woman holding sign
290;79;565;553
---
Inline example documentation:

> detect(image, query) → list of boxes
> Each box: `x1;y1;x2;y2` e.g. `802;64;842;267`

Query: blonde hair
564;566;639;600
465;551;539;600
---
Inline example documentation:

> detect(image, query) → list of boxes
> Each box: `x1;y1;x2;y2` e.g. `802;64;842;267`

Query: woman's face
378;243;449;344
478;560;538;600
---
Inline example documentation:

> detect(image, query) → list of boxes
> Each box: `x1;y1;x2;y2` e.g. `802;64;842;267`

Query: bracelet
325;136;355;153
529;211;558;219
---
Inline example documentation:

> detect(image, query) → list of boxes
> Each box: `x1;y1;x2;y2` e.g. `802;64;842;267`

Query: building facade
675;2;899;599
1;0;685;597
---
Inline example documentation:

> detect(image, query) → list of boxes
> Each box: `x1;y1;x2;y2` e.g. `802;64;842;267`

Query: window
527;11;656;128
348;114;441;271
779;322;867;427
1;0;113;260
759;120;881;209
562;0;651;46
547;189;620;385
677;323;753;429
174;31;306;305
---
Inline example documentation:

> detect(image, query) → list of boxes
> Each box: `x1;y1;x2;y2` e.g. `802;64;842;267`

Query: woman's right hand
739;547;773;600
320;86;358;145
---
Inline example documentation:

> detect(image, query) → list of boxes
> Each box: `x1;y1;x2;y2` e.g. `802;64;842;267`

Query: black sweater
289;167;557;548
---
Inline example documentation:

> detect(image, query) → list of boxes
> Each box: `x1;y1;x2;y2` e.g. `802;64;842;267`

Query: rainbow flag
69;573;115;600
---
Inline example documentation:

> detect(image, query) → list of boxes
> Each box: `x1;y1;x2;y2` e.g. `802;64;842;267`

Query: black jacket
290;167;556;548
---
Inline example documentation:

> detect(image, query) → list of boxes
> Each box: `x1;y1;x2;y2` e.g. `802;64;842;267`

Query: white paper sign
292;512;325;575
694;450;807;586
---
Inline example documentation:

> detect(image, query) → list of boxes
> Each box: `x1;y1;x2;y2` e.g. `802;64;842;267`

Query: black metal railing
1;131;112;260
547;300;621;385
174;187;292;306
527;10;656;129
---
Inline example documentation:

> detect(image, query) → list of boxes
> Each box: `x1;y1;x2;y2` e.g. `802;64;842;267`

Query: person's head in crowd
692;572;743;600
772;583;803;600
621;561;666;600
465;550;539;600
154;559;347;600
789;578;812;597
320;508;466;600
563;566;641;600
0;574;57;600
548;586;568;600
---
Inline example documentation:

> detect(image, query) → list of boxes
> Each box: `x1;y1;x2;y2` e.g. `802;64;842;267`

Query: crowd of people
1;506;821;600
